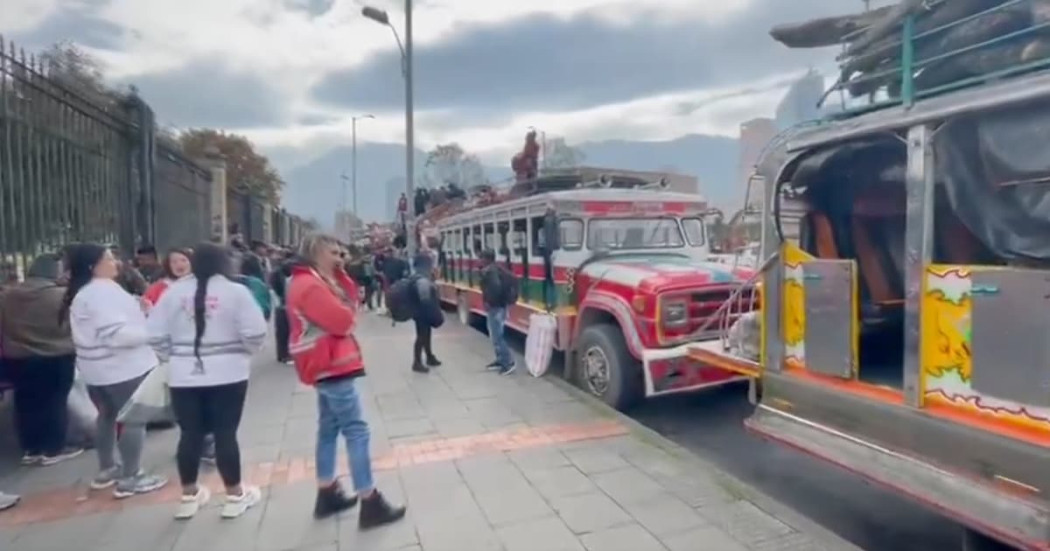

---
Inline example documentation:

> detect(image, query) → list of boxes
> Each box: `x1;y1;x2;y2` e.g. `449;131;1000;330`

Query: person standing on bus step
410;253;442;374
479;249;516;375
147;242;267;519
287;233;406;526
64;244;168;497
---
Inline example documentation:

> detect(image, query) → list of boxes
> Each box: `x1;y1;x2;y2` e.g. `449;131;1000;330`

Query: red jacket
286;265;363;385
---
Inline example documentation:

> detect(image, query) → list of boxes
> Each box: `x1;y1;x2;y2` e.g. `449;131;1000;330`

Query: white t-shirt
70;279;157;386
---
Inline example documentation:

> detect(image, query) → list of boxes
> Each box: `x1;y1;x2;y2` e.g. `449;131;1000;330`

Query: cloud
128;59;288;128
283;0;335;18
312;0;849;116
4;0;119;50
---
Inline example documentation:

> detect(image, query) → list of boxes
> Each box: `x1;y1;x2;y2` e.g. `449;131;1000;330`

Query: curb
545;375;865;551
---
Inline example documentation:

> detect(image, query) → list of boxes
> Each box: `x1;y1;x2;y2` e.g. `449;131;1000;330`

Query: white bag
117;363;172;425
525;313;557;378
67;372;98;445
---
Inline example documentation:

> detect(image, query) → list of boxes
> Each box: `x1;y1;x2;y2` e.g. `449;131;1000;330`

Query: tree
179;128;285;202
39;41;119;109
543;137;585;169
423;143;487;189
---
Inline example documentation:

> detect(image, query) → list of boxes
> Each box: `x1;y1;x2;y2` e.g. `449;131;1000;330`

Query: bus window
559;219;584;251
587;217;685;250
681;217;705;247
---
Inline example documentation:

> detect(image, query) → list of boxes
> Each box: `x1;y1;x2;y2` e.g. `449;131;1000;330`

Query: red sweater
286;265;363;385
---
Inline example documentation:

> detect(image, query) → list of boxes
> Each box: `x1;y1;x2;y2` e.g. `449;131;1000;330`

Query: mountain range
280;133;741;226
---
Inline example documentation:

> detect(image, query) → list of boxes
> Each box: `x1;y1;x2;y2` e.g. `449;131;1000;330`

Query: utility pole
404;0;416;258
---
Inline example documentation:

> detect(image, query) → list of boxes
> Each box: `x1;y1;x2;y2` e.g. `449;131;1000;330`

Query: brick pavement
0;312;856;551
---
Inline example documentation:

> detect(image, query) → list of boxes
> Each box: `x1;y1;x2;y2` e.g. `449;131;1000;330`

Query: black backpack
385;278;416;323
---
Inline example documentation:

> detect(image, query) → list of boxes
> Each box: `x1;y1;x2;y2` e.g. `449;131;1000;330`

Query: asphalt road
497;330;967;551
625;385;964;551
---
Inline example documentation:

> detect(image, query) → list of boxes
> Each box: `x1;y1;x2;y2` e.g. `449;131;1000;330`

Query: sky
2;0;885;172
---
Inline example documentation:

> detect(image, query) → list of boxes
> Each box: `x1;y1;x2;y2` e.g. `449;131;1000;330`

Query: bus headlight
661;300;689;327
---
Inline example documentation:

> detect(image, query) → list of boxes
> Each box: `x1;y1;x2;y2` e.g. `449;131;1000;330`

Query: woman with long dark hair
64;244;168;497
147;243;267;519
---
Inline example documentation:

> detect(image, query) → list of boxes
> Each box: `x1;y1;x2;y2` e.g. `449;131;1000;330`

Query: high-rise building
738;118;777;206
775;69;826;130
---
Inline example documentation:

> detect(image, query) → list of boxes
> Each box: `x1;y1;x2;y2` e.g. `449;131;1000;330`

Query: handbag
117;363;172;425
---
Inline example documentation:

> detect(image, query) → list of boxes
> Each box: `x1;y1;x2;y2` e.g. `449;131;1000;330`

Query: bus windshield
587;217;684;250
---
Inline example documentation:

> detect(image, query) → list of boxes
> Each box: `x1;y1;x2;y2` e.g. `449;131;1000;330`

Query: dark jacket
382;256;409;286
412;275;443;327
0;278;74;358
480;263;508;309
270;260;294;305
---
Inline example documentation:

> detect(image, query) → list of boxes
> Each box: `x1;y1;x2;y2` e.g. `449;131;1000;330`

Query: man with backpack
479;249;517;375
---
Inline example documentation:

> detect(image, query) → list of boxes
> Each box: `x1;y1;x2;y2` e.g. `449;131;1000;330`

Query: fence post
202;145;228;243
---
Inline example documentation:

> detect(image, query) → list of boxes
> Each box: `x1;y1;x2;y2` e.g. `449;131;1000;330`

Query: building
775;69;826;130
738;118;777;206
334;210;363;241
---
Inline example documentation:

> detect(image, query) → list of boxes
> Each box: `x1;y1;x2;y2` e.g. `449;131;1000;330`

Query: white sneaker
221;485;261;519
174;486;211;520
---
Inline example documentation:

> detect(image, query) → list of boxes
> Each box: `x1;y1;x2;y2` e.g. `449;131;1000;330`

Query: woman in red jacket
286;233;406;526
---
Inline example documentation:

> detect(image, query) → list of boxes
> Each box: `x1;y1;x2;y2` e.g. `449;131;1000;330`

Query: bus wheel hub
583;346;611;395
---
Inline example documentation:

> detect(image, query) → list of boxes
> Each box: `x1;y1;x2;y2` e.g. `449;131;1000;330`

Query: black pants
8;355;75;456
170;381;248;488
274;306;291;362
413;319;435;365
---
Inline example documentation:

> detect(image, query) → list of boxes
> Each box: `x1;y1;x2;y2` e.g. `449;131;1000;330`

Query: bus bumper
640;342;747;397
747;404;1050;551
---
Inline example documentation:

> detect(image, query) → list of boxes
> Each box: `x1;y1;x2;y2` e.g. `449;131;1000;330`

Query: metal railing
0;36;309;276
823;0;1049;116
0;37;139;278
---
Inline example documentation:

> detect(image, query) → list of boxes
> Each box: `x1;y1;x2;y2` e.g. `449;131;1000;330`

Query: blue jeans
315;377;374;493
486;306;512;367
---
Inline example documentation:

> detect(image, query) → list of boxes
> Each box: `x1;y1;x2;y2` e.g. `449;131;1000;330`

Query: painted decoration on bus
781;243;813;370
578;200;705;216
922;265;1050;433
577;255;746;290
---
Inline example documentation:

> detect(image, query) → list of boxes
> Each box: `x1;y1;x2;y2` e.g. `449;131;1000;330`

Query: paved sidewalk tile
0;313;852;551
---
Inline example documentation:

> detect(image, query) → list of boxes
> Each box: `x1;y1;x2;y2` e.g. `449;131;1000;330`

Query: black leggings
170;381;248;488
414;319;434;364
8;355;75;456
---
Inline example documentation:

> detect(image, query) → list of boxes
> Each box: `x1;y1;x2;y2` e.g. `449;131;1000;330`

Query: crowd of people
0;225;520;527
0;234;410;527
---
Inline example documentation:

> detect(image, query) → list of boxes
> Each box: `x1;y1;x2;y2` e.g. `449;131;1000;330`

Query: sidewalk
0;313;856;551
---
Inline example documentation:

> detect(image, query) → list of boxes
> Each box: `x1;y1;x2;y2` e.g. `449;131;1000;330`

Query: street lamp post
351;114;375;218
363;2;416;257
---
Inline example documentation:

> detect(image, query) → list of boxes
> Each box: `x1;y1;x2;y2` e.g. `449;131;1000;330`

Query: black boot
426;356;442;367
412;361;430;373
314;482;359;519
359;490;406;530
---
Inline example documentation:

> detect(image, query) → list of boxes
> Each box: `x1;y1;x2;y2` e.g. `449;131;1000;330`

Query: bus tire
576;324;643;411
961;529;1012;551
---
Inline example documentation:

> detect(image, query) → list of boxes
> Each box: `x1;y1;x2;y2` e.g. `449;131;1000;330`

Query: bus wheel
576;324;643;411
962;529;1013;551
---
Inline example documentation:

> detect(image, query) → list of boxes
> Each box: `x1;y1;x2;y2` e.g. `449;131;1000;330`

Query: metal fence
0;38;143;278
154;142;211;252
0;36;308;279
